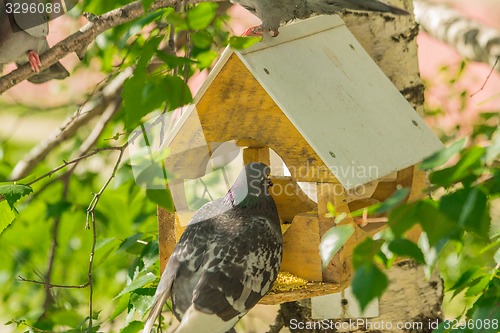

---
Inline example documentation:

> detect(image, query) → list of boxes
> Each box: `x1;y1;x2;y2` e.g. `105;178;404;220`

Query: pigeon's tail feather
143;288;171;333
308;0;409;16
143;261;176;333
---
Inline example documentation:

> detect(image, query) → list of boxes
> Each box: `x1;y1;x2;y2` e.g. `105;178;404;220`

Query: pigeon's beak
266;174;273;187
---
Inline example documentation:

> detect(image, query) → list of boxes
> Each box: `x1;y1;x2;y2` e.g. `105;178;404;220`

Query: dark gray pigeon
0;0;69;84
234;0;409;36
143;162;283;333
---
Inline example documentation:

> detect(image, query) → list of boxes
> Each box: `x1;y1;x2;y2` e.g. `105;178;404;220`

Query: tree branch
0;0;226;94
9;68;132;181
414;0;500;72
18;275;90;289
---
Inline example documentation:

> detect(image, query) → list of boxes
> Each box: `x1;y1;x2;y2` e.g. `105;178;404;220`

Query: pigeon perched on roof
234;0;409;36
143;162;283;333
0;0;69;83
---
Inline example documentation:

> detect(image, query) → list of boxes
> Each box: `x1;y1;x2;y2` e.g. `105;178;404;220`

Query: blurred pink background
2;0;499;139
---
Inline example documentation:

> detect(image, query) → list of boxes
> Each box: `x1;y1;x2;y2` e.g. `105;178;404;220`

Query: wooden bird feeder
156;15;443;305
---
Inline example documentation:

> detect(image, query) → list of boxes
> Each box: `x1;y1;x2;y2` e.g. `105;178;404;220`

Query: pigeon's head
227;162;273;207
244;162;273;196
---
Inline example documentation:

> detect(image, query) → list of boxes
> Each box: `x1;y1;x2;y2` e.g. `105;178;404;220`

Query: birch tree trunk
414;0;500;73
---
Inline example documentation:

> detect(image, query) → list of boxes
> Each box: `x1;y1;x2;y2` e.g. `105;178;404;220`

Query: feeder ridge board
157;15;443;305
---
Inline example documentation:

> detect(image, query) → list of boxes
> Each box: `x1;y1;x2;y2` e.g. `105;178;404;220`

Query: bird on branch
0;0;69;84
233;0;409;36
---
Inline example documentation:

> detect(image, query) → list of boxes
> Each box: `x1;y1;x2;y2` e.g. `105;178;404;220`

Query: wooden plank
269;176;316;224
260;282;345;305
157;206;176;273
242;147;270;166
194;54;338;183
281;213;323;282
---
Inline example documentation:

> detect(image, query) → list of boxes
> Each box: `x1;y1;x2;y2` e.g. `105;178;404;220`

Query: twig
0;0;226;93
20;147;122;187
85;144;127;332
471;56;500;97
9;68;132;180
40;173;71;318
18;276;90;289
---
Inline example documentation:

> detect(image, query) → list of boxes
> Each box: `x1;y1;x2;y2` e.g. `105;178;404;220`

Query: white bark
414;0;500;72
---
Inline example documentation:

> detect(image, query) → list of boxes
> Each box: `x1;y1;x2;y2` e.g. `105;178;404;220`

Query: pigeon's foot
242;26;279;37
27;50;42;72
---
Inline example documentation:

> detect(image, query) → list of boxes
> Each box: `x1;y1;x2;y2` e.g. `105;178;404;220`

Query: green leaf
430;146;486;187
0;184;33;210
186;2;218;30
440;187;490;237
0;200;16;235
45;201;71;220
141;0;154;11
351;188;410;218
118;233;145;254
155;52;196;69
166;11;188;29
470;294;500;333
495;247;500;265
486;131;500;164
130;288;156;316
137;36;163;71
388;202;419;237
372;187;410;214
352;238;384;268
110;294;130;321
123;74;191;131
388;239;426;264
352;263;388;312
334;212;347;224
420;138;465;170
191;30;213;49
195;50;219;69
465;275;492;298
418;200;457;246
229;36;261;50
319;225;355;269
146;188;174;211
162;75;193;110
449;268;480;298
115;272;157;299
121;320;143;333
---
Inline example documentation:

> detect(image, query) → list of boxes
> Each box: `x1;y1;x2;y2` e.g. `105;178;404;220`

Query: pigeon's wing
143;200;223;333
174;215;282;332
309;0;409;15
11;0;49;38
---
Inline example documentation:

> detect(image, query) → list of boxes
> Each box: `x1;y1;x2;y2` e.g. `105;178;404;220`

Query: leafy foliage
0;1;256;332
334;130;500;320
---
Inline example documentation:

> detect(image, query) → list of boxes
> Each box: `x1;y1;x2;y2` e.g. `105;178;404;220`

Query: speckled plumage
233;0;409;34
0;0;69;83
143;163;283;333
